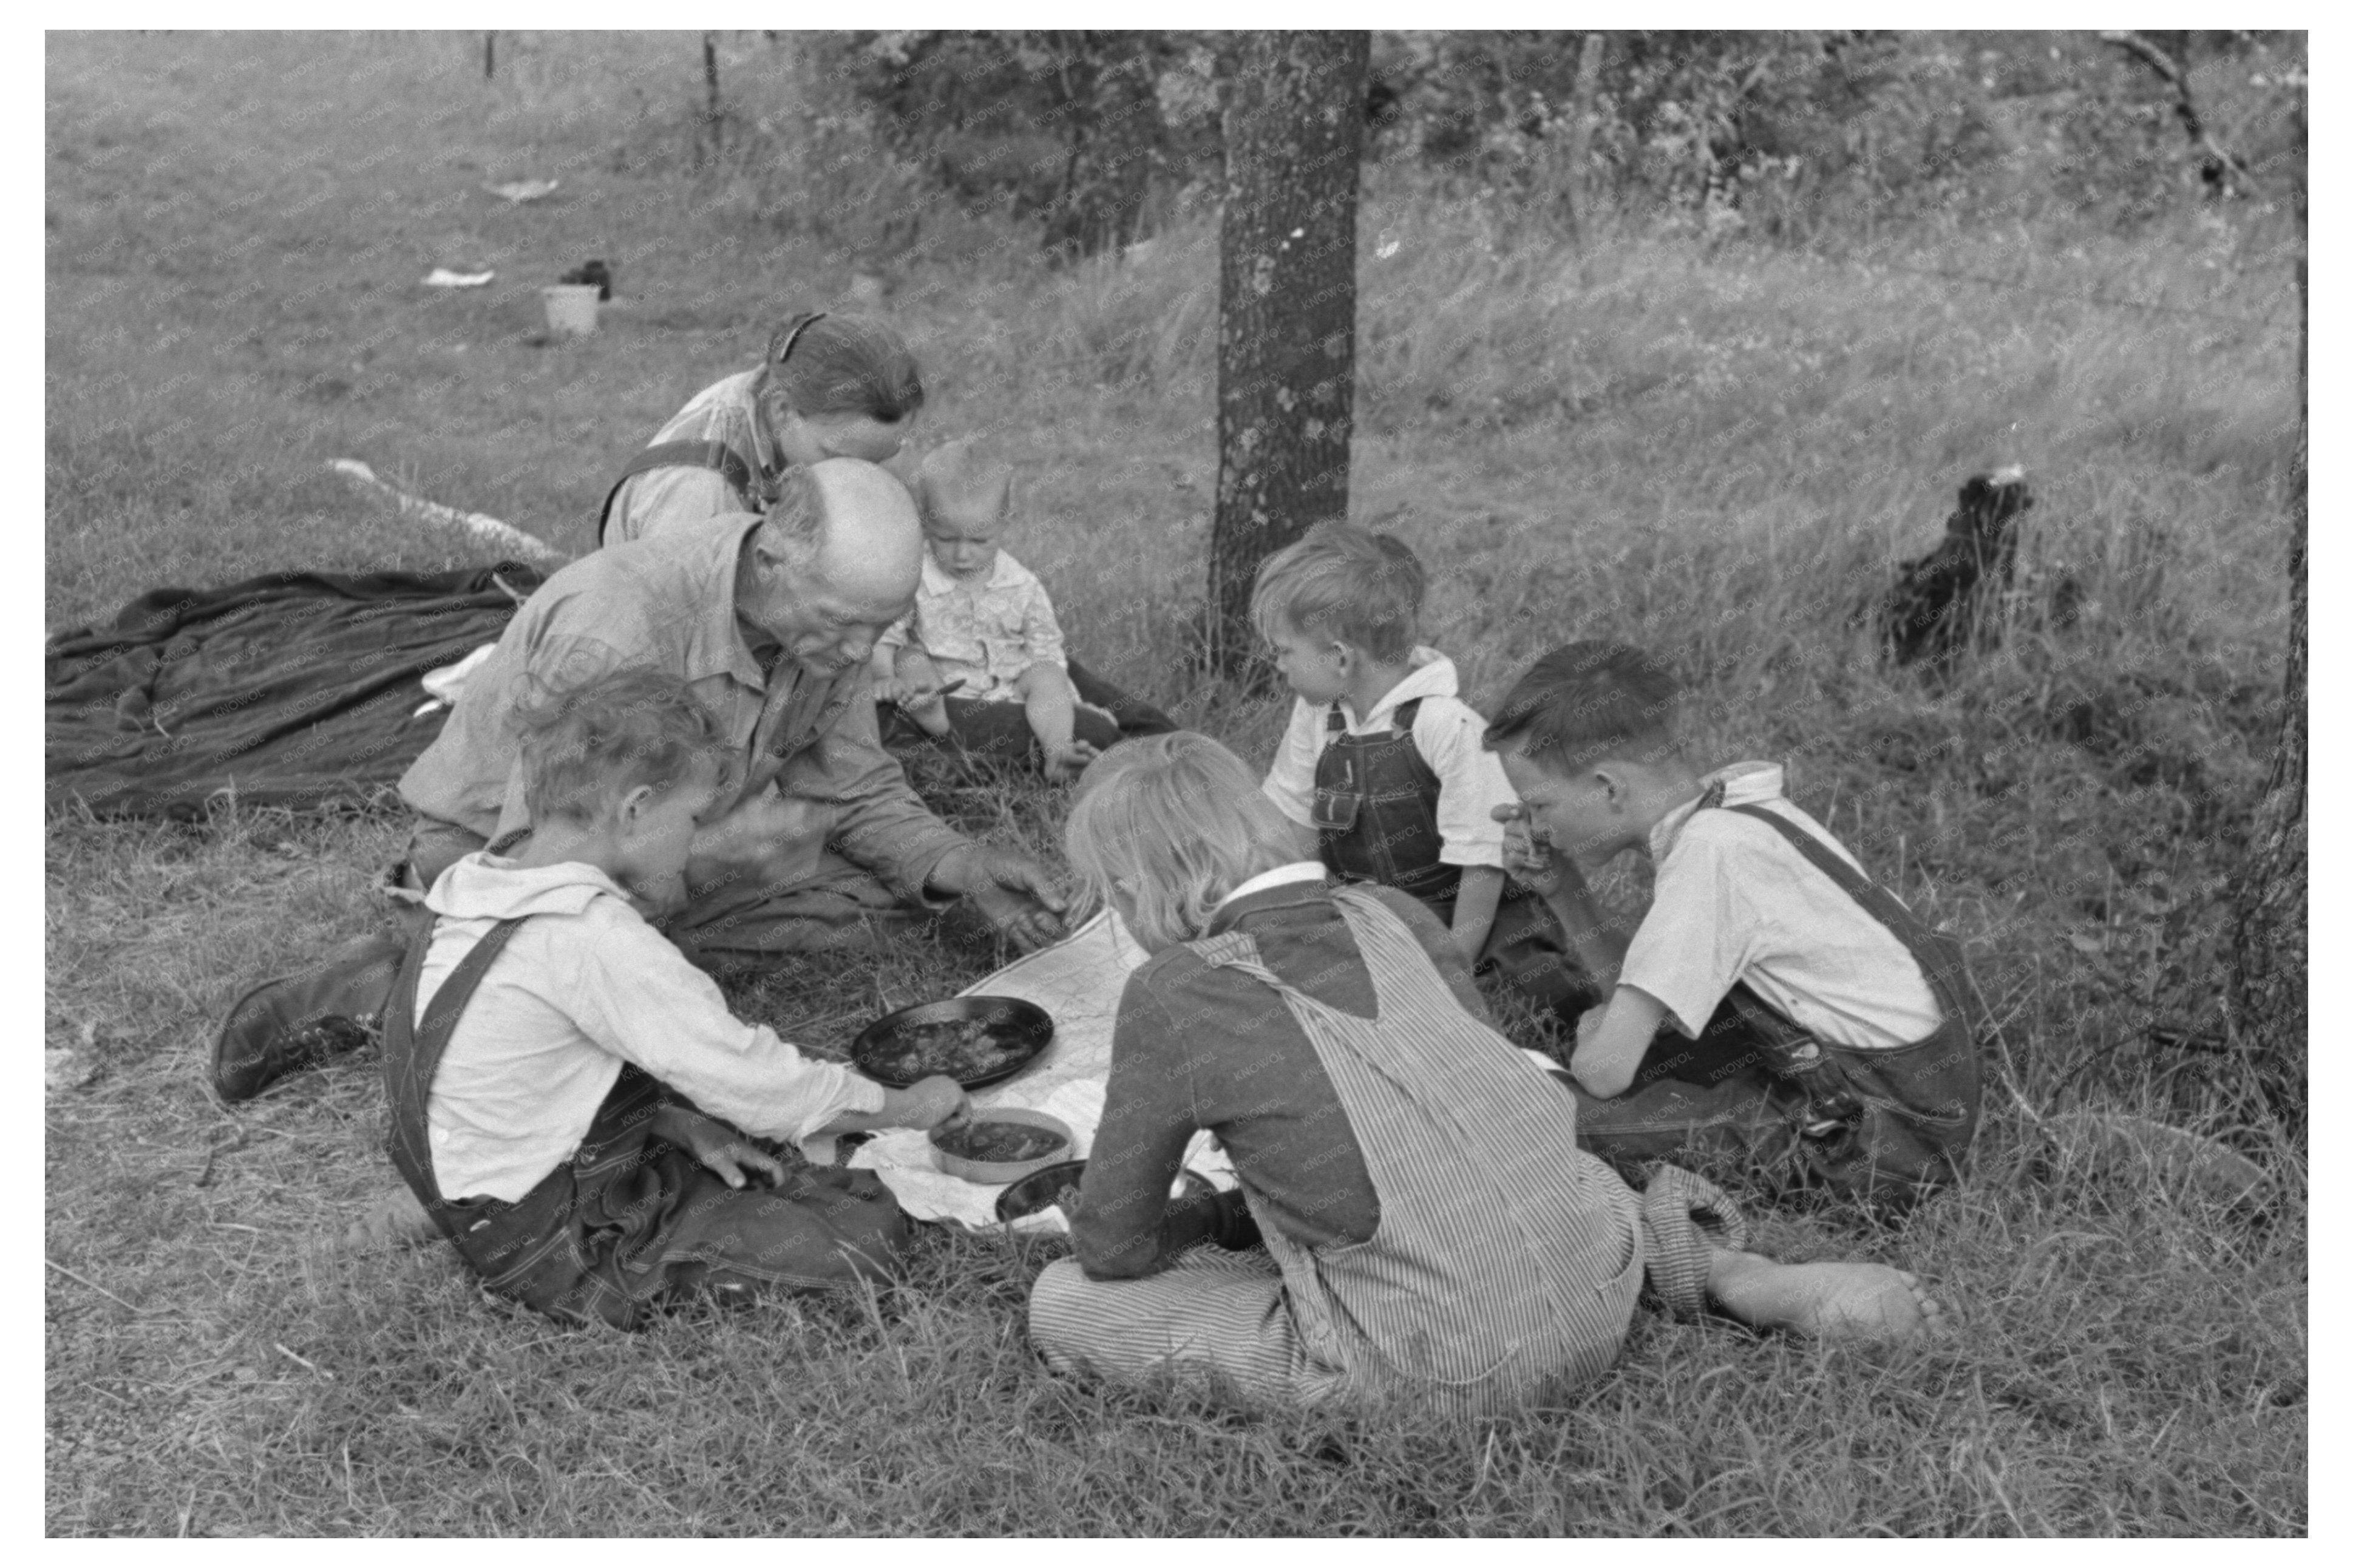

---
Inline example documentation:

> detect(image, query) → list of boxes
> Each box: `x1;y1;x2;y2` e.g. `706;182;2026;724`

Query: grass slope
46;33;2304;1536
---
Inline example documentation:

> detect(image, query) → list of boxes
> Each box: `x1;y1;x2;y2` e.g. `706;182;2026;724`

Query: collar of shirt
1333;647;1458;731
427;851;631;920
1207;861;1329;932
1646;760;1788;861
918;549;1023;597
691;512;789;693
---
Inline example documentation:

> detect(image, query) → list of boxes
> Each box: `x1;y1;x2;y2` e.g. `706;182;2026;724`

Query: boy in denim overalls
1253;524;1595;1025
1483;641;1985;1205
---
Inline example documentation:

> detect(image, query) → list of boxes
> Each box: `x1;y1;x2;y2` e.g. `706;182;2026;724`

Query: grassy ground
46;33;2306;1536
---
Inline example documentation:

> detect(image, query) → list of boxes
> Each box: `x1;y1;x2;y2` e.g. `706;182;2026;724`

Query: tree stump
1203;31;1369;681
1875;468;2054;670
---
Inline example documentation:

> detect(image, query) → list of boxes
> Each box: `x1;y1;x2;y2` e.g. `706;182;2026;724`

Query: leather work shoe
211;930;410;1102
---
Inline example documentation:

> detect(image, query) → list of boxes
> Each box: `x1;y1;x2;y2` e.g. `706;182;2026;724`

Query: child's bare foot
1705;1249;1946;1346
1043;740;1099;782
907;696;952;738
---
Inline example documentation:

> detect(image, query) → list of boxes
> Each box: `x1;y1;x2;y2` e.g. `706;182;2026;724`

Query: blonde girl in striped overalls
1028;734;1944;1413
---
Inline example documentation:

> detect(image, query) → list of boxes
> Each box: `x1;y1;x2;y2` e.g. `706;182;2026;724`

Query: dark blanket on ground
47;563;545;820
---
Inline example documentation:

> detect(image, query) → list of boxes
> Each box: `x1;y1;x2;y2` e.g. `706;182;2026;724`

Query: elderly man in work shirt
399;457;1065;957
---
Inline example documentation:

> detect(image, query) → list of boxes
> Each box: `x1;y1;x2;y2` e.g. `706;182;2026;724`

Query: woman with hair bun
599;311;925;548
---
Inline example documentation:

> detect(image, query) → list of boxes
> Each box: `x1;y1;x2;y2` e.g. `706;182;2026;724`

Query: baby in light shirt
872;440;1105;780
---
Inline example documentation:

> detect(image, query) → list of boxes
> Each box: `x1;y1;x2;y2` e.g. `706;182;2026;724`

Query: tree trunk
2229;224;2306;1103
483;32;495;82
701;33;724;166
1563;32;1606;243
1204;30;1369;680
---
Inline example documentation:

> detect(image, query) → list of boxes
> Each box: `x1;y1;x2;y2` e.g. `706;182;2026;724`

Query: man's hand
1492;803;1566;899
928;844;1068;952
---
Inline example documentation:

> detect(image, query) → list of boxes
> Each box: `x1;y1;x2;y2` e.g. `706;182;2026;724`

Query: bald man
398;458;1067;958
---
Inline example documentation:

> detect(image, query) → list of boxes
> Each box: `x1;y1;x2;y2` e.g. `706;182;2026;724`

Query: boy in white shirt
872;440;1115;781
1252;523;1595;1023
1483;640;1985;1204
384;667;969;1328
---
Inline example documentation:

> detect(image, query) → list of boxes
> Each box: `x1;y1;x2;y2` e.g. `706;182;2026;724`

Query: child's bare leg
896;648;952;738
1017;664;1096;780
1703;1246;1946;1345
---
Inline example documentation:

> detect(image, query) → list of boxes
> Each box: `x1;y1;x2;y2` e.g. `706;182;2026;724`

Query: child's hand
668;1113;787;1190
1492;804;1564;897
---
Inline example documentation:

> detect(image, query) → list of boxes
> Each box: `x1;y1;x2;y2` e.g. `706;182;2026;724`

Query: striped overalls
1028;886;1745;1413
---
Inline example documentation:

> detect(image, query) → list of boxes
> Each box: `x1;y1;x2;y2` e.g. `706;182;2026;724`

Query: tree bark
2229;220;2306;1096
702;32;724;166
1563;32;1606;244
1204;30;1369;680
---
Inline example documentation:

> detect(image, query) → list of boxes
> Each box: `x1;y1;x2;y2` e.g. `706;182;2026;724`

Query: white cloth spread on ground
801;909;1236;1232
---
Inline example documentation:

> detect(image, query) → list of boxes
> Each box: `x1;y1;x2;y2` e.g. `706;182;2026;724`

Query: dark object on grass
851;997;1053;1090
1875;469;2069;670
47;563;545;820
560;259;613;300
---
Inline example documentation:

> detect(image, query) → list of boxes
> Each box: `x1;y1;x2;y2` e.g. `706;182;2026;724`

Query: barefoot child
382;667;969;1328
871;440;1115;780
1482;642;1985;1204
1027;734;1941;1413
1252;523;1594;1023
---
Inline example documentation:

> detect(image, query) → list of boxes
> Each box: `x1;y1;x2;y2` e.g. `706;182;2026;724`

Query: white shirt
1260;648;1516;871
414;854;885;1201
1617;762;1944;1053
875;549;1067;701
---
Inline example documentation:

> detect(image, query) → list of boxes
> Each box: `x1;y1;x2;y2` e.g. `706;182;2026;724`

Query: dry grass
46;32;2303;1536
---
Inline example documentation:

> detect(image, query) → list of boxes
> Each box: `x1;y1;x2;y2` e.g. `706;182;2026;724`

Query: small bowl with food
993;1159;1220;1225
928;1109;1076;1185
852;997;1053;1091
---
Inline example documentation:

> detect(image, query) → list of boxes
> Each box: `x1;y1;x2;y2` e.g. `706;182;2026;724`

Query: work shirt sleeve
1019;579;1069;672
1414;697;1512;869
1260;697;1323;829
1617;824;1762;1037
779;674;971;904
1070;977;1217;1281
559;898;886;1139
608;467;740;548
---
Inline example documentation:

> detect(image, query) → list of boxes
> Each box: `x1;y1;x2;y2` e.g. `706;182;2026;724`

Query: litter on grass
484;178;559;203
327;459;566;565
423;266;495;288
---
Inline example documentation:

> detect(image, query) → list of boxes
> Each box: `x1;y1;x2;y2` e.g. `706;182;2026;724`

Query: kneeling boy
1482;642;1984;1203
384;667;967;1328
1253;523;1595;1023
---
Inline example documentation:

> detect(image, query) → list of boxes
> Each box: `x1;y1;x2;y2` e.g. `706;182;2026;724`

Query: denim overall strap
1718;804;1989;1041
1310;696;1458;904
1193;887;1645;1401
595;438;765;545
1716;801;1985;1197
382;917;529;1236
382;917;673;1297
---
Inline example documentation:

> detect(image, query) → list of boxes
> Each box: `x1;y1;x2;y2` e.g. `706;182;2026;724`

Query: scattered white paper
423;267;495;288
484;178;559;203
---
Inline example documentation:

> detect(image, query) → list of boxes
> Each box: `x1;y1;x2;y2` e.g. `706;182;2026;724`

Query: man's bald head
738;458;924;677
